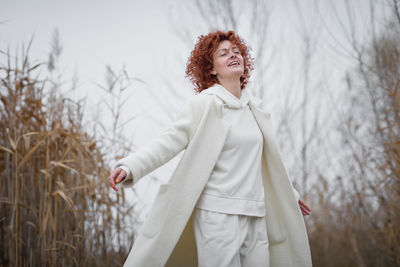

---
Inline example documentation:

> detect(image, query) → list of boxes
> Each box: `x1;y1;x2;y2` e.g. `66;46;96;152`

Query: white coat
114;84;313;267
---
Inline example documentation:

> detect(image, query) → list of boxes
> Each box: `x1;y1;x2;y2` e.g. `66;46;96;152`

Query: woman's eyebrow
217;46;239;53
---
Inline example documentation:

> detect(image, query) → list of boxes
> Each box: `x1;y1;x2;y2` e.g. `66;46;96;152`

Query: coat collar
200;83;249;109
201;83;271;117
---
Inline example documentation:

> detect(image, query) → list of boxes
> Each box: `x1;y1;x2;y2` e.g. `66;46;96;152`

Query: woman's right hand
109;168;127;192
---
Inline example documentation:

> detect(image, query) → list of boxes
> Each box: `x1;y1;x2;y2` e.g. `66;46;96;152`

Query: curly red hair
185;30;254;94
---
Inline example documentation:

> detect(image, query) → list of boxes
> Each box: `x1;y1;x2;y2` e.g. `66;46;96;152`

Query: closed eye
221;52;240;56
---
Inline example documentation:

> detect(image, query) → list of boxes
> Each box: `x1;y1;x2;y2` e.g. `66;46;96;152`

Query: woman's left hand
298;199;311;216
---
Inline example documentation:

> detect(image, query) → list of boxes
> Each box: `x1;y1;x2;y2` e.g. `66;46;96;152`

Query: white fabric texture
195;84;265;217
193;208;270;267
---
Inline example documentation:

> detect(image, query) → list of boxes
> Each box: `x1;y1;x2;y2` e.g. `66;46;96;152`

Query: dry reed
0;38;133;266
307;17;400;267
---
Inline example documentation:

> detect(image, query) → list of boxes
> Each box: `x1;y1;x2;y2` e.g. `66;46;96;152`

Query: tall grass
0;38;133;266
307;17;400;267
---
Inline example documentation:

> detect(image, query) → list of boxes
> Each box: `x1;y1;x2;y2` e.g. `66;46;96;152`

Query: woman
109;30;312;267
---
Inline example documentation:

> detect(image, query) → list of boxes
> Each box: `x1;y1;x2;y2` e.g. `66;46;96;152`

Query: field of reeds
0;40;134;266
306;19;400;266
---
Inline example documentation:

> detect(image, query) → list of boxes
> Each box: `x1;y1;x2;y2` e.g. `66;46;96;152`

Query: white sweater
195;84;265;217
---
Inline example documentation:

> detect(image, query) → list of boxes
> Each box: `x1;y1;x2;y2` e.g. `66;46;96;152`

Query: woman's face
211;40;244;81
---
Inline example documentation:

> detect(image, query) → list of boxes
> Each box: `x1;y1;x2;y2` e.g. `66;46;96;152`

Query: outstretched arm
110;96;204;188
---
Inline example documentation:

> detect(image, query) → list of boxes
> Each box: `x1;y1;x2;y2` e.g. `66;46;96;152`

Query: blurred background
1;0;399;266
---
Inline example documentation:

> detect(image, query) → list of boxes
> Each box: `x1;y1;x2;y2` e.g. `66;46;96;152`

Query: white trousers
193;208;270;267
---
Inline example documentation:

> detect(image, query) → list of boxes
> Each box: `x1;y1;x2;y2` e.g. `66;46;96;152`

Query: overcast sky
1;0;377;98
2;0;386;120
1;0;186;99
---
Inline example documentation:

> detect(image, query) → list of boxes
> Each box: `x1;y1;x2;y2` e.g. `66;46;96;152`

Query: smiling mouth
228;61;240;67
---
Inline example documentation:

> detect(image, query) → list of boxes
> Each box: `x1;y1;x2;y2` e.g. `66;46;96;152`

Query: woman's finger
109;176;117;191
116;170;126;184
303;203;311;212
300;204;311;216
301;205;309;215
109;169;120;191
299;200;312;212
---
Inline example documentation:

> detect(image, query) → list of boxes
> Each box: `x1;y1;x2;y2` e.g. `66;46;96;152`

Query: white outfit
119;85;270;266
195;85;265;217
112;82;311;267
192;85;268;266
194;209;269;267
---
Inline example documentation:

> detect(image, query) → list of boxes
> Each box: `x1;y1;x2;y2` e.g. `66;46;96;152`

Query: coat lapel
248;98;287;245
249;97;313;267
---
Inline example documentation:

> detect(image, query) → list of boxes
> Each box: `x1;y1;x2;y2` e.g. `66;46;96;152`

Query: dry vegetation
308;17;400;267
0;38;134;266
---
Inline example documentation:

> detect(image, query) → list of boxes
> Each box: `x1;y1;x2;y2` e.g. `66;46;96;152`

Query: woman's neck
218;79;242;99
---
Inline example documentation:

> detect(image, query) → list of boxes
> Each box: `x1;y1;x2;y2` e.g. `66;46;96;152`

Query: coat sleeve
112;95;205;187
116;165;131;178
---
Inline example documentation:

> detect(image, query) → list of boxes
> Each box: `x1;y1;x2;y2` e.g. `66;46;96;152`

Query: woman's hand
298;199;311;216
109;168;127;192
